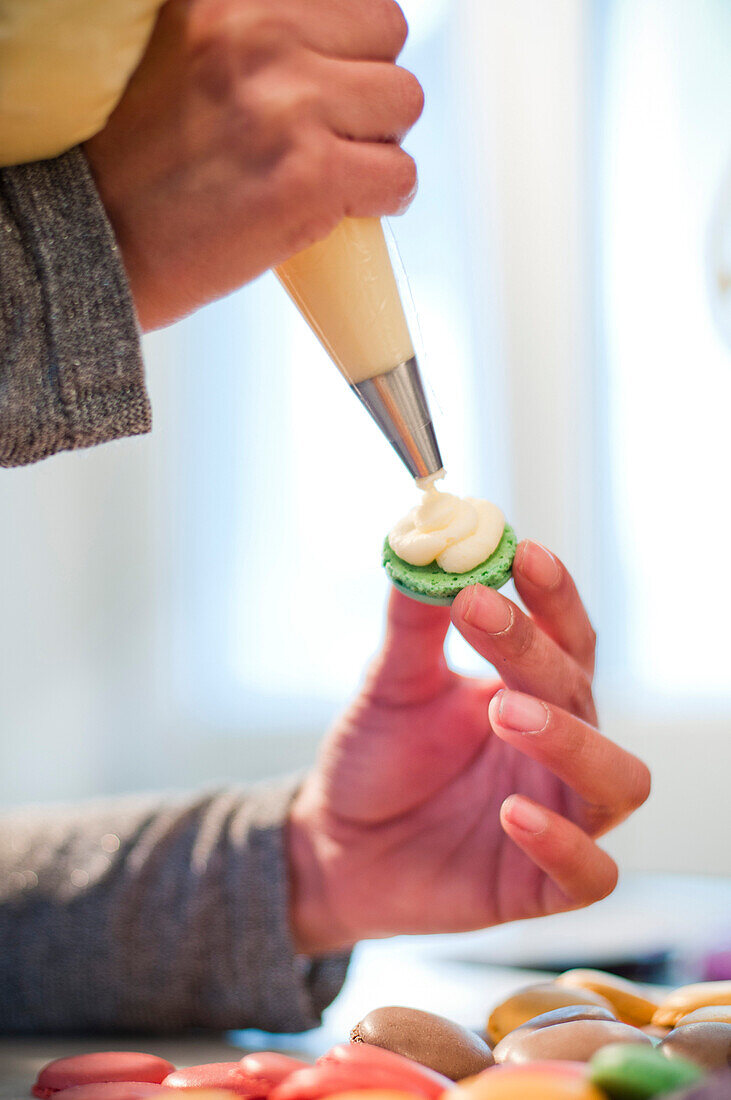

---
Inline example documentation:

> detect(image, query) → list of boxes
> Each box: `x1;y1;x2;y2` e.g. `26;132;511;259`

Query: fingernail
520;541;561;589
502;795;548;835
498;690;548;734
462;585;512;634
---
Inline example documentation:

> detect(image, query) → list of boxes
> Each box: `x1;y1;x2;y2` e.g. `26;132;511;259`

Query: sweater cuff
217;779;351;1032
0;147;150;466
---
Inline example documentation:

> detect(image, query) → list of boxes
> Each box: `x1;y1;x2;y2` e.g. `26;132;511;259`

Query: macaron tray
28;971;731;1100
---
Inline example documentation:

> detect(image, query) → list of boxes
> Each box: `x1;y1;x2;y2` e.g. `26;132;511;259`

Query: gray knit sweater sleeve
0;783;349;1033
0;148;151;467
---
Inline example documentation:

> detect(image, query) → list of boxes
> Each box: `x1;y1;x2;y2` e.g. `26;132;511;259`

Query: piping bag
275;217;444;482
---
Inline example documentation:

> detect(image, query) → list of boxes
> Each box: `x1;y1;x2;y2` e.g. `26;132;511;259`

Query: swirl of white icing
389;484;505;573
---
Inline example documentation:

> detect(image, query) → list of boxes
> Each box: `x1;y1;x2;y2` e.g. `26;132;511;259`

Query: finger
367;589;451;703
512;541;597;675
490;691;652;833
451;585;597;722
291;0;409;61
500;795;619;913
335;140;418;216
317;60;424;142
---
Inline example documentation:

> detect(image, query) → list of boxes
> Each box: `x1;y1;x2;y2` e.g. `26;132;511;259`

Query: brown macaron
487;983;614;1044
493;1019;652;1065
659;1022;731;1072
350;1006;494;1081
508;1005;617;1035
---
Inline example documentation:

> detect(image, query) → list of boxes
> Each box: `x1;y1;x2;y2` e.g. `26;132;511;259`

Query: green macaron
588;1043;706;1100
382;523;517;606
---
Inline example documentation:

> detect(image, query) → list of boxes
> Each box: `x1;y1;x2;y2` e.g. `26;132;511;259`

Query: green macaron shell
383;523;517;605
588;1043;705;1100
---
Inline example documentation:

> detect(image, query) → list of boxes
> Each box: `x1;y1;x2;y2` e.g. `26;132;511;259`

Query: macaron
236;1054;311;1095
382;525;517;606
652;983;731;1028
351;1006;494;1080
447;1062;603;1099
506;1006;618;1036
52;1087;171;1100
675;1007;731;1028
162;1062;261;1093
159;1094;244;1099
487;983;615;1044
556;971;660;1028
493;1020;652;1065
271;1044;451;1100
315;1093;422;1100
33;1054;176;1097
659;1023;731;1071
588;1043;705;1099
158;1094;246;1099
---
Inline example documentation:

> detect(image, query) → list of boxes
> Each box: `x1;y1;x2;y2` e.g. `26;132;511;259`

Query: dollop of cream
389;482;505;573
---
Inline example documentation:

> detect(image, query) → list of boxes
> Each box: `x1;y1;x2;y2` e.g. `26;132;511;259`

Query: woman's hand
287;541;651;954
84;0;422;330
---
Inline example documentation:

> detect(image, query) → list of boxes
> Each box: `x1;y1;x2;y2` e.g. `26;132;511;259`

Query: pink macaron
236;1054;311;1095
161;1063;256;1094
162;1054;309;1096
52;1085;172;1100
270;1044;451;1100
33;1054;176;1097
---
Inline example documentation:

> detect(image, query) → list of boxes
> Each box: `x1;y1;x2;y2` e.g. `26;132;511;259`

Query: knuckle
395;151;418;199
282;206;337;257
243;77;316;138
395;68;425;126
587;622;598;653
190;28;240;102
380;0;409;55
572;850;618;907
505;608;533;660
189;8;292;98
629;759;652;810
277;143;339;251
595;860;619;903
567;671;595;718
226;89;291;168
577;623;598;670
287;139;330;196
562;717;590;764
379;150;417;212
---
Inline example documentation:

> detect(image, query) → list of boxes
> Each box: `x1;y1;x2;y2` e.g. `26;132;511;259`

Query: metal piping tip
350;357;444;480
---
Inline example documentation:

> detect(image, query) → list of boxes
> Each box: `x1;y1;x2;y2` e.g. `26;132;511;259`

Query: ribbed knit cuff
0;147;150;466
211;779;351;1032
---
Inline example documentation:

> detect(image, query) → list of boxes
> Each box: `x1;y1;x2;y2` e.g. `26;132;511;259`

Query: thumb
366;587;452;703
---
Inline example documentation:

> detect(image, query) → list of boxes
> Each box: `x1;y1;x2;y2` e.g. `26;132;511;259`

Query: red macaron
270;1044;451;1100
52;1085;172;1100
162;1054;309;1096
237;1053;312;1095
33;1053;176;1098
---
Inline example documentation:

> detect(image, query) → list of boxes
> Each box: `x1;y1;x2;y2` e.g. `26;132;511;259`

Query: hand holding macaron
287;541;651;953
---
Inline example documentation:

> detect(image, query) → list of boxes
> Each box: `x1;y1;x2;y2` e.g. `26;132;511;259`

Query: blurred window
598;0;731;701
